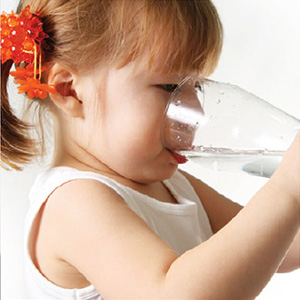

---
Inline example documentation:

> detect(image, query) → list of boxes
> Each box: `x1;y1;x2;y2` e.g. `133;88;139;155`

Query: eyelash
159;84;178;92
195;84;203;92
157;83;203;93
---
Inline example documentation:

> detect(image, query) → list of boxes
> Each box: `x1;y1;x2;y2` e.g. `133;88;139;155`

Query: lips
170;151;188;164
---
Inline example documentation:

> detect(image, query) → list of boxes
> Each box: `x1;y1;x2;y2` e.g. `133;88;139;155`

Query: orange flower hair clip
1;5;55;99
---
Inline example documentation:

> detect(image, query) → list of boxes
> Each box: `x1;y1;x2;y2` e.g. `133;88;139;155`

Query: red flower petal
17;84;29;94
1;5;48;65
7;15;19;27
15;78;56;99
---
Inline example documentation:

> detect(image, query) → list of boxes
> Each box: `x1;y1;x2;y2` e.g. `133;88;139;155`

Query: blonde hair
1;0;223;170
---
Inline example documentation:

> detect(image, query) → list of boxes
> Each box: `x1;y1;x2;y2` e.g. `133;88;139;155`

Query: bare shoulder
33;179;129;288
35;178;178;297
37;178;142;263
44;178;129;221
38;178;131;251
179;170;243;233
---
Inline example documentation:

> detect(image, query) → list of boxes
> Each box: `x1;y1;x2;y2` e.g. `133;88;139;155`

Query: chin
130;164;178;184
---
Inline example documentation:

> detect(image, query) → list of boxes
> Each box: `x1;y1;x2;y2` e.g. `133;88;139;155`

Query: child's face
74;56;193;183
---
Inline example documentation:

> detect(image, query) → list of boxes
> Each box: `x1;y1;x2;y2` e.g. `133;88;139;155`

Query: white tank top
24;167;213;299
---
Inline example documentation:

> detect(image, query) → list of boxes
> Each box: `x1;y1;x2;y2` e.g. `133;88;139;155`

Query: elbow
276;255;300;273
276;263;299;273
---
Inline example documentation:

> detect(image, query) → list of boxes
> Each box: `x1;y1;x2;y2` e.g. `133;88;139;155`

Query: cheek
103;117;163;175
96;82;168;165
113;112;163;157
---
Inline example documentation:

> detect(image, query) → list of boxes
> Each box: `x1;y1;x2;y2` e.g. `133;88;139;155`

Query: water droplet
176;135;182;142
215;99;221;104
175;100;182;106
219;90;224;95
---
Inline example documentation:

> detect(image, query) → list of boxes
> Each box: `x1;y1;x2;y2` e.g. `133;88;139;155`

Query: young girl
1;0;299;299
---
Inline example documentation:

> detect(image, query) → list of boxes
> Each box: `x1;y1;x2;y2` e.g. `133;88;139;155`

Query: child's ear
47;63;83;118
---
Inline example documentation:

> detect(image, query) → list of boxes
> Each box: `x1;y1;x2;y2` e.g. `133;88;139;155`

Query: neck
50;117;115;176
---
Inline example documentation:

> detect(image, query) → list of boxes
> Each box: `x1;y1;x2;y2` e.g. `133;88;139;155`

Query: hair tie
1;5;55;99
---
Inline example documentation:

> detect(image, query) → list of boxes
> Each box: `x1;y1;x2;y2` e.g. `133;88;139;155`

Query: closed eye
157;84;178;92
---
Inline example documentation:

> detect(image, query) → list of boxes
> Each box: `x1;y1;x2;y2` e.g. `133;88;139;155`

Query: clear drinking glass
162;77;300;177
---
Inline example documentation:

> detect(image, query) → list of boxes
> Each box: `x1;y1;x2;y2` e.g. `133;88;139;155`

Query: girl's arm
182;171;300;274
42;133;299;299
277;229;300;273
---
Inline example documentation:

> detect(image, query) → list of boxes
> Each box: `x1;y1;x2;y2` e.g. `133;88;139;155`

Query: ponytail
1;61;38;170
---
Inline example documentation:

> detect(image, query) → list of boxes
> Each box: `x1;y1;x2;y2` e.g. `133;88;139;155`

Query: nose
162;77;205;151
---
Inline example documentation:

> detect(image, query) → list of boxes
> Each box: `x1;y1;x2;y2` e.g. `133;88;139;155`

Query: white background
1;0;299;299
